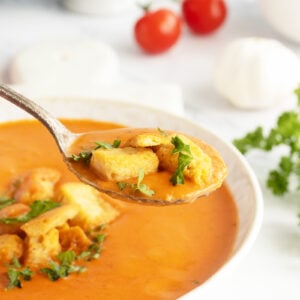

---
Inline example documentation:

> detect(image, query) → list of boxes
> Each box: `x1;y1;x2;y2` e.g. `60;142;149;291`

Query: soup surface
0;119;238;300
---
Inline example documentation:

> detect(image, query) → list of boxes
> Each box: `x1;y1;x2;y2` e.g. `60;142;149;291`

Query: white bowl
0;97;263;298
259;0;300;44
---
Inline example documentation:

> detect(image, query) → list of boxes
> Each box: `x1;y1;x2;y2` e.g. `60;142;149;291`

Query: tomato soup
0;120;238;300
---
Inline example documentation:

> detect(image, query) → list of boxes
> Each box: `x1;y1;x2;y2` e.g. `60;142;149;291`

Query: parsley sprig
233;86;300;196
117;169;155;196
41;232;107;281
71;151;93;164
6;257;34;289
95;140;121;150
0;200;60;224
41;251;86;281
77;234;106;261
170;136;193;185
70;139;121;164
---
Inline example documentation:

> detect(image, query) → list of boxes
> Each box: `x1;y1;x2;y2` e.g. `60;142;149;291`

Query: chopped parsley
77;234;106;261
117;169;155;196
170;136;193;185
40;251;86;281
95;139;121;149
71;151;93;164
6;257;34;289
5;231;108;289
233;85;300;196
0;200;60;224
117;182;127;191
70;140;121;164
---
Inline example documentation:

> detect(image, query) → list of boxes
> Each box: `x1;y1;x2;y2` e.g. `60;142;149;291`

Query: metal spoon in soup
0;83;227;205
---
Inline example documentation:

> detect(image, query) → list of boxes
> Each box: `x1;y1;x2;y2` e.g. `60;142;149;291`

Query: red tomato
182;0;227;34
134;9;181;54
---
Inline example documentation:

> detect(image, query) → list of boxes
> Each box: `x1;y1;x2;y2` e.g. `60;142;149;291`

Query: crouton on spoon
0;83;227;205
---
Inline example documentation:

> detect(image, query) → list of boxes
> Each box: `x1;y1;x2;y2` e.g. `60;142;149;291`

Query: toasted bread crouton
23;228;61;268
9;168;61;205
21;204;79;236
0;203;30;235
58;182;119;231
90;147;159;181
59;226;92;254
125;132;170;148
0;234;23;263
156;134;212;186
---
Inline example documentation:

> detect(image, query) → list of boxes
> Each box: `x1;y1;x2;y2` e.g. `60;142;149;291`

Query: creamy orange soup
0;120;238;300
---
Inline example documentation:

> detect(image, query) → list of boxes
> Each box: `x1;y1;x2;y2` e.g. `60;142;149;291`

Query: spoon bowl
0;83;227;204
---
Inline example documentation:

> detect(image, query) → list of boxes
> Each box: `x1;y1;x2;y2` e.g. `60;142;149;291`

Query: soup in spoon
67;127;227;204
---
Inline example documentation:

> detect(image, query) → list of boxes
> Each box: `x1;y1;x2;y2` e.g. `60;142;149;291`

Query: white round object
62;0;133;15
10;40;119;86
259;0;300;44
214;37;300;109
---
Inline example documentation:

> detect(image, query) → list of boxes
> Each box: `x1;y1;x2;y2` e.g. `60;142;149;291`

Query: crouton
0;234;23;264
156;134;212;186
125;132;170;147
9;168;61;205
21;204;79;236
23;228;61;268
90;147;159;181
58;182;119;231
0;203;30;235
59;226;92;254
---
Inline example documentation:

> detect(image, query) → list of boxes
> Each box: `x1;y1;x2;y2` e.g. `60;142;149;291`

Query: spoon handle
0;83;72;152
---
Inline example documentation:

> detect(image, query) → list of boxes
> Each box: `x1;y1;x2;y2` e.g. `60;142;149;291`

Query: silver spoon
0;83;226;205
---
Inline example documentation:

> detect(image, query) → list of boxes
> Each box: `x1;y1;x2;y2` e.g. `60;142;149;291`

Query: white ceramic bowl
0;97;263;298
259;0;300;44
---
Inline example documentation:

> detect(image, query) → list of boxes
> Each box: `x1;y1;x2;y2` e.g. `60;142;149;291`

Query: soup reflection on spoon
0;83;227;205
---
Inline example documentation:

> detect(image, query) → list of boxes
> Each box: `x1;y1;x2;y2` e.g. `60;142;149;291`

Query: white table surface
1;1;300;299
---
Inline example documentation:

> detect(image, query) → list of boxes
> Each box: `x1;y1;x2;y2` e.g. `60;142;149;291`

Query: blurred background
0;0;300;299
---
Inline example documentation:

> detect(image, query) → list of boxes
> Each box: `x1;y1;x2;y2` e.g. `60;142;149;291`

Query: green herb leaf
0;200;60;224
7;268;22;289
71;151;92;164
41;250;86;281
70;140;121;164
57;250;76;266
233;127;266;154
169;136;193;185
78;234;106;261
171;136;192;155
40;261;61;281
6;259;34;290
170;153;193;185
233;85;300;196
117;182;127;191
10;256;22;268
95;140;121;150
133;169;155;196
112;140;121;148
135;183;155;196
117;169;155;196
0;196;14;209
19;268;34;281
